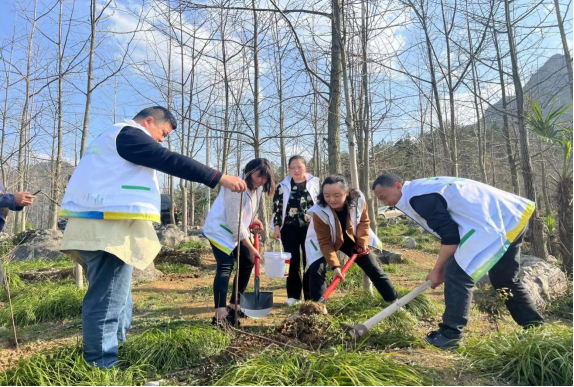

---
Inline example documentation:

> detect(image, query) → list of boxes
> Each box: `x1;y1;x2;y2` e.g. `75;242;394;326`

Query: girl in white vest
305;175;399;303
203;158;276;328
372;174;544;349
271;155;320;305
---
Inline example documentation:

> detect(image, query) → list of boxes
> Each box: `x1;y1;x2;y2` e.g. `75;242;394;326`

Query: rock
378;249;404;264
154;246;204;266
404;237;417;249
187;227;204;237
156;225;186;248
132;262;163;283
11;229;64;261
476;255;568;310
546;255;558;264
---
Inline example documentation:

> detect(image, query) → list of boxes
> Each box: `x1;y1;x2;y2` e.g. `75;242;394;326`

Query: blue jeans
80;250;133;368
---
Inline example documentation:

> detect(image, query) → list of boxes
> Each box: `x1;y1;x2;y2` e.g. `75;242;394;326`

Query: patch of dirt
275;303;334;349
18;267;74;282
0;337;78;373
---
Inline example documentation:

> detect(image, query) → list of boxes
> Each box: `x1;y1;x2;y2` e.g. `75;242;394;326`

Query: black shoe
227;306;247;319
425;331;461;349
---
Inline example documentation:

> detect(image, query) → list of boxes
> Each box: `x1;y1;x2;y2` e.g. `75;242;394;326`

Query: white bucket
263;240;291;278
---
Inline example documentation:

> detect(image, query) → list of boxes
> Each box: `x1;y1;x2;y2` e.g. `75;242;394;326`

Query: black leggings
281;224;310;300
304;241;399;302
210;242;254;308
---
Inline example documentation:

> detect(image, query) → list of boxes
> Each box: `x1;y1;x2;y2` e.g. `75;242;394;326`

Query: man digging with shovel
372;174;544;349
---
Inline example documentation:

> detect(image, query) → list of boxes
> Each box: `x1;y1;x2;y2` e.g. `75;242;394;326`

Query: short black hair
133;106;177;130
316;174;360;208
244;158;276;196
372;174;404;190
288;155;306;167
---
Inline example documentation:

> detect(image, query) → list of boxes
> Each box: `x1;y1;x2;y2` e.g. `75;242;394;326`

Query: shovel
318;253;358;303
343;280;432;339
241;229;273;318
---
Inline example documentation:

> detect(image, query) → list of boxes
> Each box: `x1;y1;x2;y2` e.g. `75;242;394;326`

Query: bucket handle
272;239;285;254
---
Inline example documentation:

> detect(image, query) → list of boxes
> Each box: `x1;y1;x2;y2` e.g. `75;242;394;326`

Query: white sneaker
283;298;301;306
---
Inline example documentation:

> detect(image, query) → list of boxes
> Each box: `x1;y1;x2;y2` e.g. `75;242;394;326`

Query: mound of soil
275;304;333;348
155;247;207;266
298;301;327;316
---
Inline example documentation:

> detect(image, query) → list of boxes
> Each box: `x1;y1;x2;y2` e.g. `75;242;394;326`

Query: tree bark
327;0;342;174
554;0;573;95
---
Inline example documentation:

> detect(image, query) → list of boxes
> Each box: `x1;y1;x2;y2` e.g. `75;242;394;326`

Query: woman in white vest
304;174;398;303
372;174;544;349
271;155;320;305
203;158;276;328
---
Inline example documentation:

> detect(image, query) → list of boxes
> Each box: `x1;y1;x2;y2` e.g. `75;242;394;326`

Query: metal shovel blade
341;323;369;340
240;291;273;318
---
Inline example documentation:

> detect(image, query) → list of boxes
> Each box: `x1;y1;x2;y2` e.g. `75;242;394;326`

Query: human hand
248;245;261;263
333;267;345;281
353;246;369;257
273;226;281;240
14;192;36;207
251;218;263;230
426;268;445;289
219;175;247;192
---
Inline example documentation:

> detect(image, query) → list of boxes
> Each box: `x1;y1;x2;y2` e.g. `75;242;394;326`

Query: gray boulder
133;262;163;283
12;229;64;261
156;225;186;248
404;237;417;249
378;249;404;264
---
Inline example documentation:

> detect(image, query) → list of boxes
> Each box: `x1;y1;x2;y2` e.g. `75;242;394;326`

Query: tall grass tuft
120;324;231;373
0;343;148;386
460;324;573;386
215;349;429;386
0;281;84;326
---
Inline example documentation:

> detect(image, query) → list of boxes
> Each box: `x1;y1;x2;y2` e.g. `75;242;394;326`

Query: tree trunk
0;12;17;185
179;10;188;233
504;0;547;258
557;176;573;274
554;0;573;95
493;30;520;195
327;0;342;174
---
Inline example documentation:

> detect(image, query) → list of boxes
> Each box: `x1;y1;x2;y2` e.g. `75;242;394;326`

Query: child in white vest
372;174;544;349
305;175;398;304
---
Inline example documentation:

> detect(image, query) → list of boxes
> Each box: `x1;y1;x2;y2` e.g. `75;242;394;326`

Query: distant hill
484;54;572;128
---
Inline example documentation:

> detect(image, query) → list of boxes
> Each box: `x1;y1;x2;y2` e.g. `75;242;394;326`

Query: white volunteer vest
305;191;382;267
271;173;320;231
395;177;535;280
203;185;262;255
59;120;161;222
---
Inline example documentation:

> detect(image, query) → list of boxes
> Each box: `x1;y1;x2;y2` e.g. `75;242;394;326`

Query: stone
132;262;163;283
378;249;404;264
11;229;64;261
156;225;186;248
404;237;417;249
187;227;204;237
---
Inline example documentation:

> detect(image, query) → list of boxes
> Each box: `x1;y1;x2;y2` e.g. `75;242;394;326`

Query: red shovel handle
322;254;358;301
249;226;260;277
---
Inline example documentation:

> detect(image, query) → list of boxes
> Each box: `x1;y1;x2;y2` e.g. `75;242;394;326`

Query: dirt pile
275;302;333;348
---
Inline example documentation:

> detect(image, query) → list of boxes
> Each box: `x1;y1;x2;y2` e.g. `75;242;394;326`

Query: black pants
210;242;254;308
440;234;544;338
281;224;310;300
305;240;399;302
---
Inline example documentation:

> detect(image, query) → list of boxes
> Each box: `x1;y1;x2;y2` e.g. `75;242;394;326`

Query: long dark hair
316;174;360;209
244;158;276;196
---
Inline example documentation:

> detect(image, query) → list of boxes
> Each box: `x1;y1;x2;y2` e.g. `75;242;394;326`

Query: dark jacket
0;183;23;233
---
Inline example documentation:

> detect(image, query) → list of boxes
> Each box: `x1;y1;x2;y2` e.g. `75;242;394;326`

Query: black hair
372;174;404;190
244;158;276;196
316;174;360;209
133;106;177;130
288;155;306;167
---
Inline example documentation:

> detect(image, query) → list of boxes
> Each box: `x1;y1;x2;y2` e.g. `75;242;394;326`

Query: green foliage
378;219;440;254
543;214;557;234
120;324;231;374
545;287;573;321
0;343;148;386
4;257;74;272
215;349;429;386
460;324;573;386
177;240;207;250
0;280;84;326
155;262;196;275
473;285;512;326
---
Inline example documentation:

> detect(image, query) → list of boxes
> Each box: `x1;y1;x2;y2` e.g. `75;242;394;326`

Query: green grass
0;343;148;386
215;349;429;386
377;219;440;254
4;256;74;272
460;324;573;386
177;240;208;250
0;280;84;326
155;262;198;275
120;324;231;374
545;287;573;321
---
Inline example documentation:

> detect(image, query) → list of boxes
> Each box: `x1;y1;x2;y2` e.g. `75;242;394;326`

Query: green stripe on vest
220;224;233;234
310;239;318;251
121;185;151;191
459;229;476;247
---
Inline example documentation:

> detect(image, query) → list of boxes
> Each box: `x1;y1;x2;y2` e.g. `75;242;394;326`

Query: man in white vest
59;106;246;368
372;174;544;349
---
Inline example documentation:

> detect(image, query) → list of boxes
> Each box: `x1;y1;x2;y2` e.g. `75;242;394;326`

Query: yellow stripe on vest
505;201;535;242
103;212;160;222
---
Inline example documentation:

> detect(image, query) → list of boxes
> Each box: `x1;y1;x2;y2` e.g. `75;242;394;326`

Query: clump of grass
383;263;402;274
460;324;573;386
0;280;84;326
120;324;231;373
396;285;439;319
0;343;148;386
4;256;74;272
215;349;429;386
155;262;197;275
177;239;207;250
473;285;512;329
378;220;440;254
